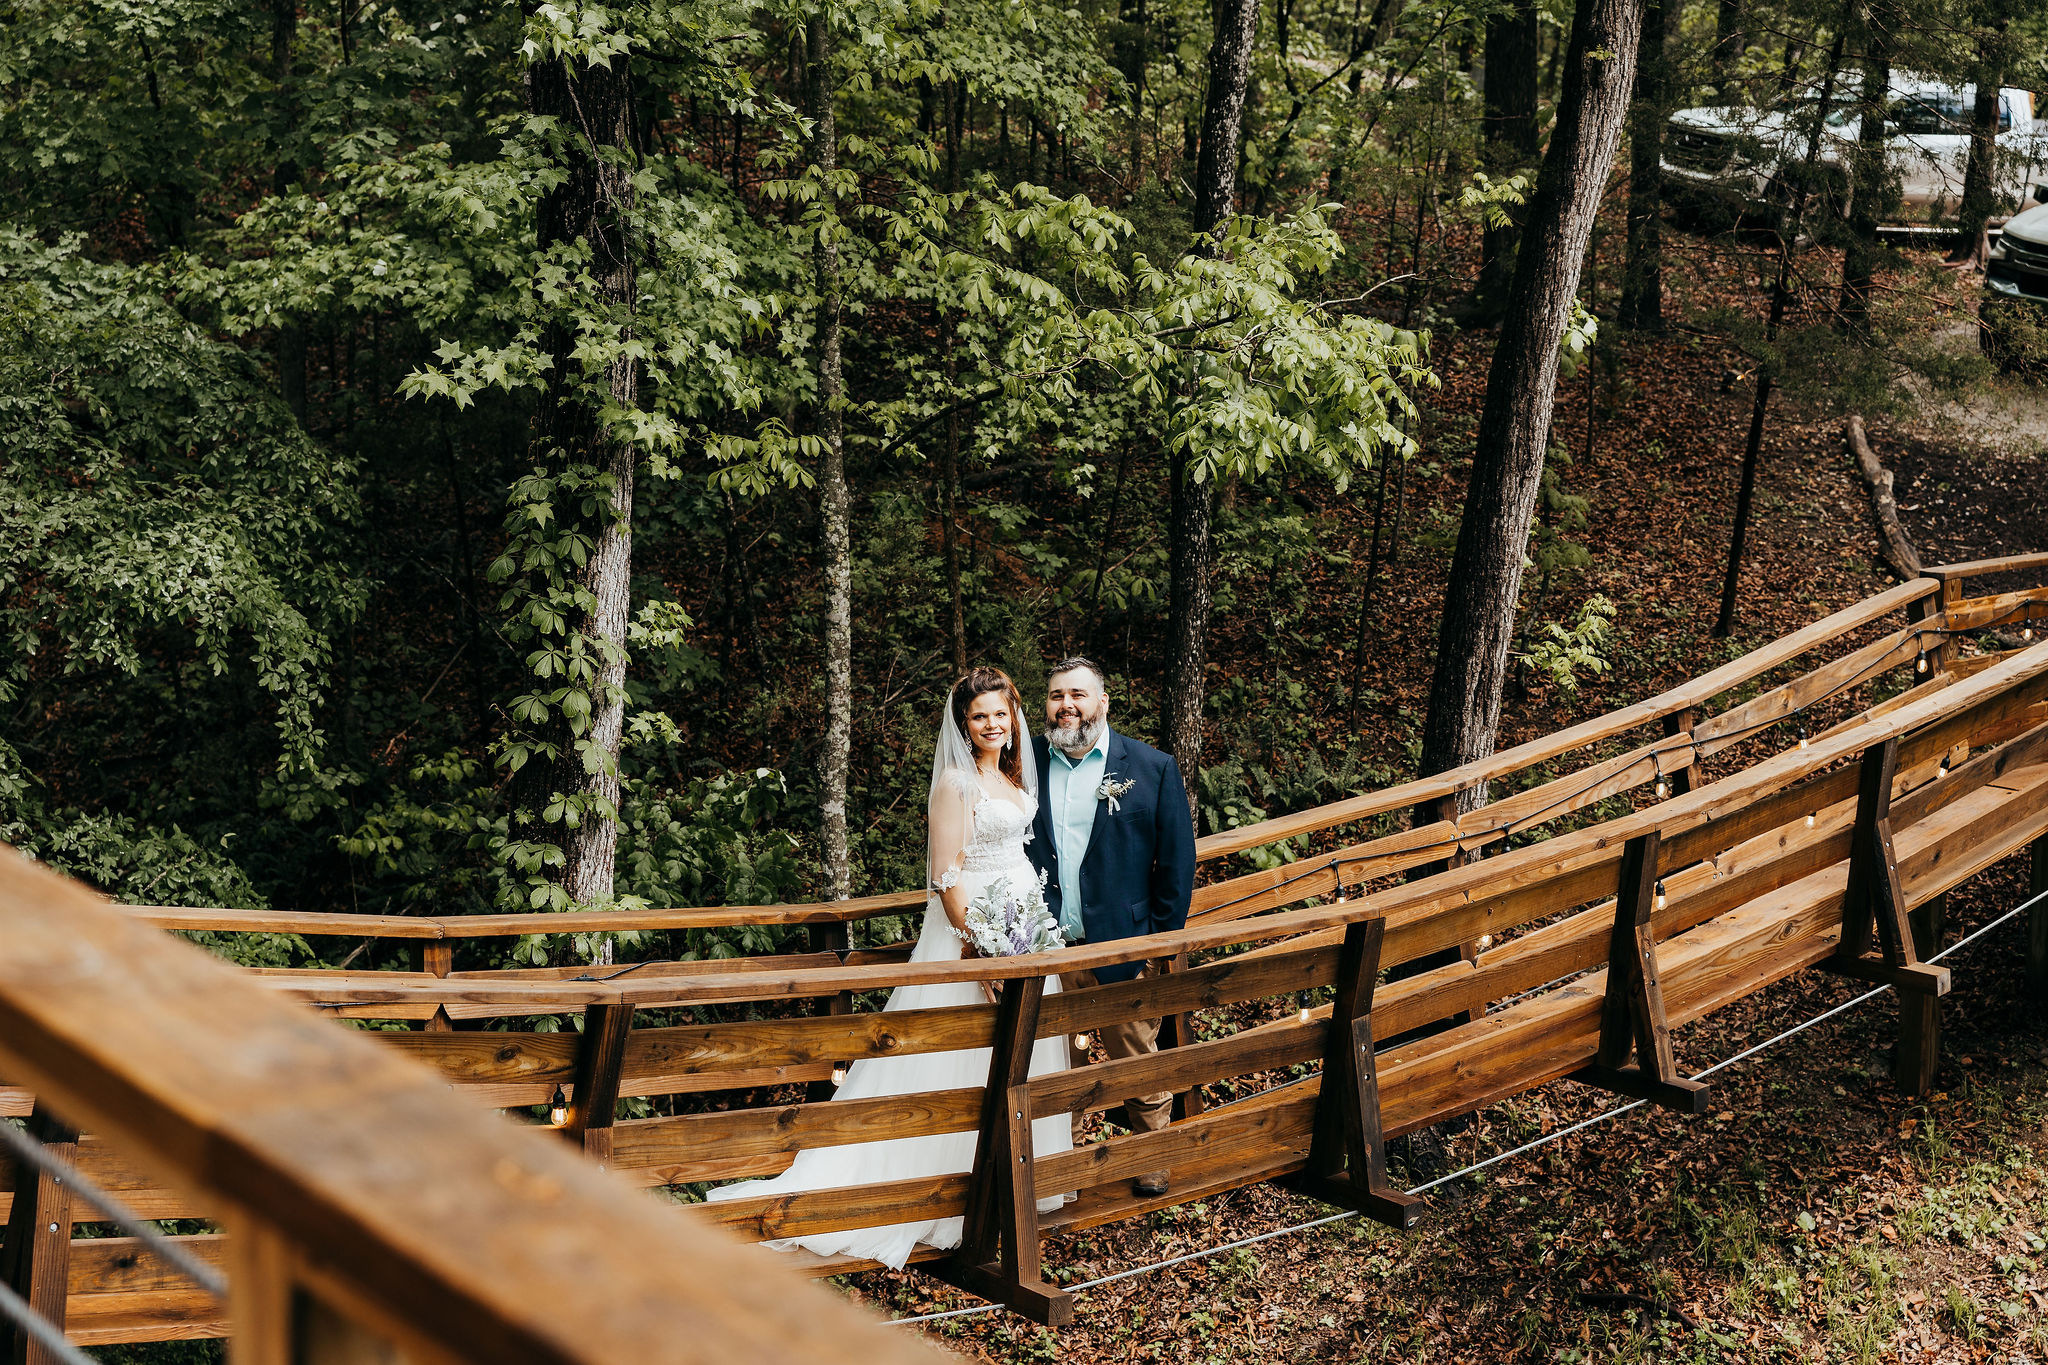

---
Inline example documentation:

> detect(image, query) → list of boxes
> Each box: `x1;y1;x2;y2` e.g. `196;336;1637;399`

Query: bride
705;666;1073;1269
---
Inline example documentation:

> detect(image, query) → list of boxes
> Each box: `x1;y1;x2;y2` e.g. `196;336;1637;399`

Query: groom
1029;656;1196;1198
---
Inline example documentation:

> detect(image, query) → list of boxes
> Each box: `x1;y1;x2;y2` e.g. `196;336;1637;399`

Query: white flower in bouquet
960;871;1066;958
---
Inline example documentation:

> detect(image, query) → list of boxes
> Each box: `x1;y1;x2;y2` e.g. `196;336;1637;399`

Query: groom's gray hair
1048;656;1106;688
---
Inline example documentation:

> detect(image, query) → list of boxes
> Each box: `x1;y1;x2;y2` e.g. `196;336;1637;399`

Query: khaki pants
1060;965;1173;1157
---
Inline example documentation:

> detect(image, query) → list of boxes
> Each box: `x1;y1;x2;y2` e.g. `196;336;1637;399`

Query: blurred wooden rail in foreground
5;554;2048;1347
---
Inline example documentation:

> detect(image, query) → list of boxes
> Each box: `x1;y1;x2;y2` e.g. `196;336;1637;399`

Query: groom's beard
1047;711;1106;757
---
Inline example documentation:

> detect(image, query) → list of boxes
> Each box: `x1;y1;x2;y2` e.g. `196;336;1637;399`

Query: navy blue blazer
1029;729;1196;984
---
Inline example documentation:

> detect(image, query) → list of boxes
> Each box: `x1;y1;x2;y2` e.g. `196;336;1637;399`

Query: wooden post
1934;574;1961;674
806;922;852;1009
1570;832;1709;1112
1662;708;1697;796
1819;738;1949;1094
1413;792;1471;879
2026;835;2047;1006
1294;919;1422;1229
420;941;453;1033
1158;953;1207;1121
0;1105;78;1365
804;922;853;1103
1897;990;1942;1096
1909;892;1946;961
228;1219;297;1365
1823;739;1951;996
229;1221;399;1364
1908;574;1955;676
939;976;1071;1325
1397;792;1479;1032
562;1004;634;1165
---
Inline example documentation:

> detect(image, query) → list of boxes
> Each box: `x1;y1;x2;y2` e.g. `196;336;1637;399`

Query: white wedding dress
704;785;1072;1270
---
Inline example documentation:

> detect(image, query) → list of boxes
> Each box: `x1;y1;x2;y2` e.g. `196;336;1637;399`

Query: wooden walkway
3;554;2047;1352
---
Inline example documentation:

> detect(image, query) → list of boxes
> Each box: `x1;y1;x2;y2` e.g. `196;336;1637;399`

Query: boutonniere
1096;774;1137;812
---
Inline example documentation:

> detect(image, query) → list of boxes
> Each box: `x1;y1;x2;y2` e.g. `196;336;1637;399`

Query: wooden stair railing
0;851;942;1364
7;556;2048;1339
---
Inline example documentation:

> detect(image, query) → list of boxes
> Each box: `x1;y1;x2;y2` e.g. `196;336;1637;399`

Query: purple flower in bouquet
961;871;1065;958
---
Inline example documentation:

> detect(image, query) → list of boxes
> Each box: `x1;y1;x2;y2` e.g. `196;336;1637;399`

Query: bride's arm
928;778;978;947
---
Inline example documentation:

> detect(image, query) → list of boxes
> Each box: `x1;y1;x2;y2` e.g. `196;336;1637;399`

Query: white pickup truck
1981;199;2048;363
1662;76;2048;226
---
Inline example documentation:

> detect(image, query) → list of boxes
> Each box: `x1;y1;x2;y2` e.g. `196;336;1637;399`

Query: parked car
1981;199;2048;366
1663;77;2048;228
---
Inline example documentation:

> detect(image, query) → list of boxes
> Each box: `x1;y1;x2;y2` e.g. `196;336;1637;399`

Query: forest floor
837;236;2048;1362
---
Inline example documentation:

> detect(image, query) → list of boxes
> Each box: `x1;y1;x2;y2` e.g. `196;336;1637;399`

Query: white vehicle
1981;198;2048;365
1987;198;2048;299
1662;76;2048;226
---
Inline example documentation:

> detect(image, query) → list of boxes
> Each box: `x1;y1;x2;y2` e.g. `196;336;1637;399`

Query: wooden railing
0;854;944;1362
4;554;2047;1343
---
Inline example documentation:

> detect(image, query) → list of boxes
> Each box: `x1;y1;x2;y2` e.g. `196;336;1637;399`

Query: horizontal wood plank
69;1234;227;1297
1694;621;1934;758
63;1288;231;1346
699;1173;970;1241
611;1088;984;1185
1945;586;2048;632
1454;737;1691;841
1030;1016;1326;1119
1037;945;1341;1036
1929;551;2048;582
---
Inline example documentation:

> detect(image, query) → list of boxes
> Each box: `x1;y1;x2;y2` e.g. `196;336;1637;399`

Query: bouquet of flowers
960;871;1067;958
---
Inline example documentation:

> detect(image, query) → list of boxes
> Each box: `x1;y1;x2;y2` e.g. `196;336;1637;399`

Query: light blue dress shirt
1045;727;1109;941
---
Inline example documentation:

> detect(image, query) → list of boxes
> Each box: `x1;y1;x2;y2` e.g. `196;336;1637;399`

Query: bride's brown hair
951;667;1027;790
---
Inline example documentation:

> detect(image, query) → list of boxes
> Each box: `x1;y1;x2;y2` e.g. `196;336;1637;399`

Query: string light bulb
1796;725;1809;750
1654;777;1670;800
1654;880;1668;912
548;1086;569;1128
1073;1034;1091;1053
2025;625;2036;642
1916;650;1930;674
1475;934;1493;951
831;1065;847;1088
1296;991;1312;1025
1805;811;1817;829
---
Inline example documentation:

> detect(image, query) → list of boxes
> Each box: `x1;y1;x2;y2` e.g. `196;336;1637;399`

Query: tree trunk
1954;22;2006;258
1711;0;1743;99
1478;0;1541;311
1417;0;1644;804
941;83;968;674
940;315;967;674
1192;0;1258;240
1618;0;1668;331
524;45;640;907
271;0;305;420
1713;28;1849;639
1838;1;1893;334
808;14;855;901
1119;0;1148;183
1162;0;1259;823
